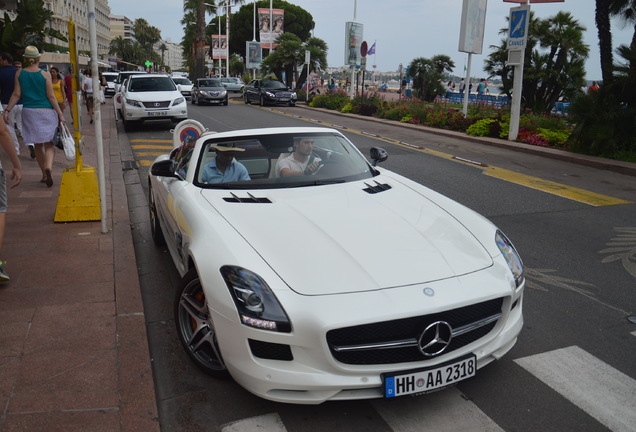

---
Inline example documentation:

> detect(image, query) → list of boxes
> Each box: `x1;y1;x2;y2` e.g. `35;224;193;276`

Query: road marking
130;139;172;144
599;227;636;279
131;144;172;150
483;166;630;206
135;151;167;158
270;109;630;206
515;346;636;432
221;413;287;432
372;387;504;432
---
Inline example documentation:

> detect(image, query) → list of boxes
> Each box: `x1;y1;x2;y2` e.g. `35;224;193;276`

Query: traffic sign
508;5;530;50
360;41;368;57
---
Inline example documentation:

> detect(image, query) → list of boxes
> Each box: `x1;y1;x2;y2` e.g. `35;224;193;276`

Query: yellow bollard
55;18;101;222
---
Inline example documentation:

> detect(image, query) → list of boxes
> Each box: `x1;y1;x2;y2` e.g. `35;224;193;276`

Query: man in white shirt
277;137;322;177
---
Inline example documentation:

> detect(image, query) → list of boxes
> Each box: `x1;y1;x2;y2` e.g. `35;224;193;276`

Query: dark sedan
243;79;297;107
191;78;228;106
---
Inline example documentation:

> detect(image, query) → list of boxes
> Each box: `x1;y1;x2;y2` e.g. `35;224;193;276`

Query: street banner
345;21;363;66
458;0;488;54
508;5;530;51
211;35;227;60
259;8;284;49
246;41;262;69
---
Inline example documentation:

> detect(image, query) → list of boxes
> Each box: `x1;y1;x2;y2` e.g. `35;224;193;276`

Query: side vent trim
223;192;272;203
363;181;392;194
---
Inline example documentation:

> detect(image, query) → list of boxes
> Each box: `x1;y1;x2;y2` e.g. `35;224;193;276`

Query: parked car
118;74;187;131
172;76;194;100
191;78;228;105
113;70;148;94
219;77;245;92
148;126;525;404
244;79;297;106
102;71;119;97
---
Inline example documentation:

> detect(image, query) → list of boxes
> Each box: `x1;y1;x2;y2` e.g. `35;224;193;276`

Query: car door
114;78;127;120
246;80;260;102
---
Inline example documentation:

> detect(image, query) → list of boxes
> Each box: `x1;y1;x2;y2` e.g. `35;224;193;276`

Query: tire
289;102;295;107
244;93;250;104
175;268;229;377
148;182;165;246
123;117;136;132
223;99;228;106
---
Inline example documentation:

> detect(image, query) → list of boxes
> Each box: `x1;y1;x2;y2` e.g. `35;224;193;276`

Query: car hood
200;179;493;295
263;88;292;94
199;86;225;91
125;90;181;101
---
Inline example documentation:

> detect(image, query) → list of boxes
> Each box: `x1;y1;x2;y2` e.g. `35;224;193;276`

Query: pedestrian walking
0;52;34;158
83;69;94;124
0;119;22;281
50;66;67;114
3;46;65;187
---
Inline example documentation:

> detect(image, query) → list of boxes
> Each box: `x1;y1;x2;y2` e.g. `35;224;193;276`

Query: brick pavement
0;103;159;432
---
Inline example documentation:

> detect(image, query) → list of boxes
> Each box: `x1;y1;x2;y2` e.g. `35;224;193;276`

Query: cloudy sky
107;0;633;80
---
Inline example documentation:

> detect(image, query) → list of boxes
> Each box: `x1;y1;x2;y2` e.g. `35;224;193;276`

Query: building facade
109;14;134;40
44;0;111;57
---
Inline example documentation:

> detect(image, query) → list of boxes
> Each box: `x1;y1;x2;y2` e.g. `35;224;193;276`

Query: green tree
485;11;588;112
596;0;614;83
230;0;315;64
295;37;328;90
133;18;161;65
0;0;67;58
407;55;454;101
261;32;303;85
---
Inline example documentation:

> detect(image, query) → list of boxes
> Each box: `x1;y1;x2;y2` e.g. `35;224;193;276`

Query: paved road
119;100;636;432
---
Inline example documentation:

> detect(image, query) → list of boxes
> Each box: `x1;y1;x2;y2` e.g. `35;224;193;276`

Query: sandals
44;168;53;187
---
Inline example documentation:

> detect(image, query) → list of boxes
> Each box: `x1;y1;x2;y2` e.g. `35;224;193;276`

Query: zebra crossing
219;345;636;432
130;139;173;166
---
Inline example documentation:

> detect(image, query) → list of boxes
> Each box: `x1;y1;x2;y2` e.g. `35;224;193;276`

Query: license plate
383;355;476;398
279;98;290;101
147;111;168;117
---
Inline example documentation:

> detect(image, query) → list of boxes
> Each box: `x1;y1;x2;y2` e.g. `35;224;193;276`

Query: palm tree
261;32;303;85
609;0;636;49
596;0;614;83
159;43;168;71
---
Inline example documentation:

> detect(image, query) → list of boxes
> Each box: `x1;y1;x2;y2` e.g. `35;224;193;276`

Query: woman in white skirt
3;46;65;187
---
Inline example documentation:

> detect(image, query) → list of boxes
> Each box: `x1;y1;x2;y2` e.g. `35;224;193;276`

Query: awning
98;61;113;69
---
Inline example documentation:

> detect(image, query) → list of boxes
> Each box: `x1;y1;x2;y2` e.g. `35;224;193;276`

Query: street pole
87;0;107;233
349;0;357;99
226;0;231;78
508;0;530;141
462;52;472;116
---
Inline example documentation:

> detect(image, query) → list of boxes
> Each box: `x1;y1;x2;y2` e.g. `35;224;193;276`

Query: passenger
277;137;322;177
200;143;250;183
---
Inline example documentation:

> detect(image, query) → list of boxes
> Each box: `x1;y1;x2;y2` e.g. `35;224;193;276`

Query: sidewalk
0;104;159;431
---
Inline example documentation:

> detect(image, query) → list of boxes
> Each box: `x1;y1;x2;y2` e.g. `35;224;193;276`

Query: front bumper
123;102;188;122
207;266;524;404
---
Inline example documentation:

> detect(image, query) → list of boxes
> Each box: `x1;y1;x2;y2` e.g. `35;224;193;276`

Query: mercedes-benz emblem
418;321;453;357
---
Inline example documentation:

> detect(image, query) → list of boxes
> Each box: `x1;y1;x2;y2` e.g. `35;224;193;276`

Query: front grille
141;100;171;108
326;298;503;365
249;339;293;361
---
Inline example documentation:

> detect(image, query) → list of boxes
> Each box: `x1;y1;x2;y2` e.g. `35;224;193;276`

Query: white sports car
149;126;525;404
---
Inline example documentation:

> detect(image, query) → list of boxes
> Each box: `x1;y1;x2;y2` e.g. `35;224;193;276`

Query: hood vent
363;181;392;194
223;192;272;203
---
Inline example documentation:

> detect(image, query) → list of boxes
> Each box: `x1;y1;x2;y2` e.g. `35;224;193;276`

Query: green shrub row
309;90;574;150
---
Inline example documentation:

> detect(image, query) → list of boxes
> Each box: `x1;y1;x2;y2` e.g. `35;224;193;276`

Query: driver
201;143;250;183
277;137;322;177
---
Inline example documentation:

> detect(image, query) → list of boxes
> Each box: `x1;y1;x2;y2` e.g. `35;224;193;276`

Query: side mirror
151;159;179;178
369;147;388;166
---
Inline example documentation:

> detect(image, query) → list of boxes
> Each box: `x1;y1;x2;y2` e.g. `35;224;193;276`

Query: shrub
341;102;354;113
466;118;497;136
537;128;570;148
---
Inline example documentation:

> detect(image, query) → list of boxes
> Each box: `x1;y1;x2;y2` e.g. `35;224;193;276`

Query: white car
102;71;119;97
149;127;525;404
172;76;194;100
117;74;187;131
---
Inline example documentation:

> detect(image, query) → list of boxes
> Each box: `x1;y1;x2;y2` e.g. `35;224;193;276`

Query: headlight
291;92;297;98
265;91;275;97
173;97;185;106
221;266;291;332
219;90;227;97
125;98;142;107
495;231;524;287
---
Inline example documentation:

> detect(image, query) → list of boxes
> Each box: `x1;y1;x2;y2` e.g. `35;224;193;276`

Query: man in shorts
0;120;22;281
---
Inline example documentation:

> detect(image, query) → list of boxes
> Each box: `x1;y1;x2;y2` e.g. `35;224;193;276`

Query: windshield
103;74;117;82
128;76;177;92
261;79;287;90
198;79;222;87
191;132;376;189
173;78;192;85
